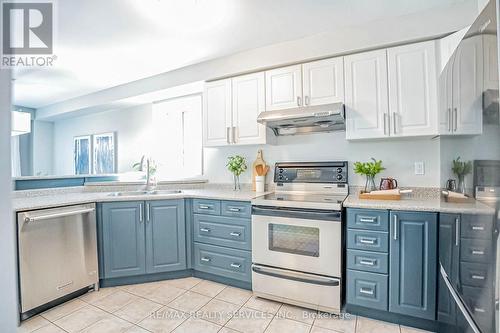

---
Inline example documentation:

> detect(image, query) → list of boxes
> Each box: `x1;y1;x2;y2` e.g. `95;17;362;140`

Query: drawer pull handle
472;226;484;231
474;307;486;313
229;207;241;212
200;228;211;233
359;237;376;245
472;250;485;255
359;288;374;296
229;232;241;237
230;263;241;269
56;281;74;290
199;205;211;210
359;217;376;223
472;275;485;280
201;257;211;262
359;259;376;266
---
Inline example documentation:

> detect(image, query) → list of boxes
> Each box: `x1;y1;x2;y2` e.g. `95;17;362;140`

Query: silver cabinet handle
359;259;376;266
447;108;452;132
232;126;236;144
199;205;211;210
230;263;241;269
359;237;376;245
474;308;486;313
57;281;74;290
297;96;302;106
472;250;485;255
229;232;241;237
393;214;398;240
304;96;310;106
383;114;387;135
229;207;241;212
359;288;374;296
472;275;485;280
472;226;484;231
453;108;458;132
455;217;460;247
393;112;397;134
200;228;211;233
201;257;211;262
23;207;95;223
139;204;143;222
146;203;150;222
360;217;376;223
226;127;231;144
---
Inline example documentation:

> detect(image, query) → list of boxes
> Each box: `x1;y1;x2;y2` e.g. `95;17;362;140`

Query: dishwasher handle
23;207;96;223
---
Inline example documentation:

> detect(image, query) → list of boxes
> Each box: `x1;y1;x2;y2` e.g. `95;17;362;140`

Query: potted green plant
452;157;472;194
227;155;247;191
354;158;385;193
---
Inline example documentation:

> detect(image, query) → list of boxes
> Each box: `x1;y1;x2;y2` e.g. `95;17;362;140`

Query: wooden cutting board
252;149;266;191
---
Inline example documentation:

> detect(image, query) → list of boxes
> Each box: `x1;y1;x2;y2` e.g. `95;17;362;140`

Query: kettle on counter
379;178;398;190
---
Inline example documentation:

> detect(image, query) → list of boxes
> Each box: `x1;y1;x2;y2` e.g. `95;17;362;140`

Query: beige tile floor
18;277;434;333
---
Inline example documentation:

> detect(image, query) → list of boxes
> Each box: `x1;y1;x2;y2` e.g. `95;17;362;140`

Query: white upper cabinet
345;49;389;140
451;35;484;135
302;57;344;106
439;56;455;133
203;79;232;147
387;41;438;137
232;72;267;145
483;34;499;90
265;65;303;111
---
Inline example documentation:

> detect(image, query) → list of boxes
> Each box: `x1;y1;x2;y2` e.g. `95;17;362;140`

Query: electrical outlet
414;162;425;175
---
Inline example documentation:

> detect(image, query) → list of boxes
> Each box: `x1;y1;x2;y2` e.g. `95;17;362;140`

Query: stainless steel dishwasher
18;203;99;317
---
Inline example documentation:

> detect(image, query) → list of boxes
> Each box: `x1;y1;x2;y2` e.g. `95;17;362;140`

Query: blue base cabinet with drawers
346;208;438;328
191;199;252;288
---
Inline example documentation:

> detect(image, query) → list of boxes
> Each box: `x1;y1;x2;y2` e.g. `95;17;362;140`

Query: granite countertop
13;188;269;212
344;194;496;215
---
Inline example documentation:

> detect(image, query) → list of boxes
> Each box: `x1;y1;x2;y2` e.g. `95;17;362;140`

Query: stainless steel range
251;161;348;313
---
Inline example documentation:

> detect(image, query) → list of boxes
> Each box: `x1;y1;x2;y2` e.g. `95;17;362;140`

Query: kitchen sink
108;190;182;197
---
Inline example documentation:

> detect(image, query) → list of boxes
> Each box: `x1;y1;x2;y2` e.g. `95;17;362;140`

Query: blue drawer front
460;262;493;288
347;208;389;232
460;238;493;264
461;214;494;240
221;201;251;219
347;270;388;310
193;214;251;250
347;229;389;253
193;242;251;283
193;199;221;215
347;249;389;274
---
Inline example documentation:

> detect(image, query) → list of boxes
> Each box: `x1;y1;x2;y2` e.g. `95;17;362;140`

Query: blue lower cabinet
146;200;186;274
347;249;389;274
193;214;251;250
101;201;146;278
389;211;437;320
347;270;388;310
193;242;251;283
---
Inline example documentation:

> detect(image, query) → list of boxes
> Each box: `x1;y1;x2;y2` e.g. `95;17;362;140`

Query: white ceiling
13;0;478;109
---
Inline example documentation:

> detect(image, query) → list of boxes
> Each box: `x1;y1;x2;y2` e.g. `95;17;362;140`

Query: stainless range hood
257;103;345;136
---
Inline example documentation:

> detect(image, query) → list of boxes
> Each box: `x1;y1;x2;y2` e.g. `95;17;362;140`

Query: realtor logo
2;2;53;54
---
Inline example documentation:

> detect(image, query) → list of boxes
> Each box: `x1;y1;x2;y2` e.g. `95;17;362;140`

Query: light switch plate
414;162;425;175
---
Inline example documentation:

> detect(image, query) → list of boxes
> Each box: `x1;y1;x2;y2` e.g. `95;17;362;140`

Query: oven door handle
252;264;340;286
252;206;341;221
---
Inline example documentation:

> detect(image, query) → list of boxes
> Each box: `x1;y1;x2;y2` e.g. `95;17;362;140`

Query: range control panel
273;161;348;184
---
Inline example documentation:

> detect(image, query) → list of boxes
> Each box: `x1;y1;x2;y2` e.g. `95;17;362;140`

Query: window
152;95;203;179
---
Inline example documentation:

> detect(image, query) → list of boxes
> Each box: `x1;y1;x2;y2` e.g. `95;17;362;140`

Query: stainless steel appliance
257;103;345;136
18;204;99;319
251;161;348;313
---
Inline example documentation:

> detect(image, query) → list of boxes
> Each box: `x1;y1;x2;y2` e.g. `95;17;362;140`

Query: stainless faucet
145;158;155;191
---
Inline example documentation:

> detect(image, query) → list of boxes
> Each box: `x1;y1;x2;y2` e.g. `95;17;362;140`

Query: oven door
251;206;341;277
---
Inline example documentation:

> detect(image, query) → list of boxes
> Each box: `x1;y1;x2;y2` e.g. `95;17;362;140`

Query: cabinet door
302;57;344;106
388;41;438;136
145;200;186;274
101;201;146;278
439;57;455;134
345;49;389;140
452;36;483;135
437;214;460;325
389;211;437;320
232;72;267;145
483;35;499;90
203;79;232;146
265;65;302;111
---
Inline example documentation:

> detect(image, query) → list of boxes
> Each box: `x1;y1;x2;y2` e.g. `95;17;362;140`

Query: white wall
0;70;18;330
205;132;441;187
53;104;152;175
32;120;54;176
